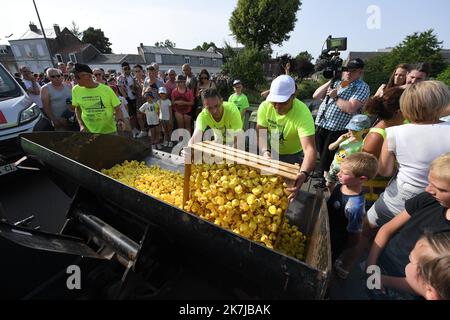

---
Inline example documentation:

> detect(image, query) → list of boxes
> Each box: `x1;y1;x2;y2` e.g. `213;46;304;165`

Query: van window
0;66;22;100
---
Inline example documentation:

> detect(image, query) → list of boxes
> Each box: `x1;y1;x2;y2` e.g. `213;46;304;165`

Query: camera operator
312;58;370;187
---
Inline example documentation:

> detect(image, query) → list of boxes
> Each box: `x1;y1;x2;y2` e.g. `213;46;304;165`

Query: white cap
158;86;167;94
266;75;296;103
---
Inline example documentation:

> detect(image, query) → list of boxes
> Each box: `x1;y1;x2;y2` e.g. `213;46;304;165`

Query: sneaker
168;141;173;148
334;259;349;280
136;131;147;138
156;144;162;150
163;141;168;147
314;178;327;189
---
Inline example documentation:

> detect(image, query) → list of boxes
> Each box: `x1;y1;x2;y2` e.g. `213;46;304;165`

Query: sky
1;0;449;60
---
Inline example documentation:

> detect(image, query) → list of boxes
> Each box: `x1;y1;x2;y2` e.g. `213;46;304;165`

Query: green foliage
363;54;390;95
229;0;301;51
384;29;447;77
295;51;314;62
437;65;450;86
82;27;112;54
296;79;324;100
155;39;176;48
193;42;217;51
222;47;268;90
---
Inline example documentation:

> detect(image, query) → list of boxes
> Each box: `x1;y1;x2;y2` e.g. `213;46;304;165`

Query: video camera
315;36;347;80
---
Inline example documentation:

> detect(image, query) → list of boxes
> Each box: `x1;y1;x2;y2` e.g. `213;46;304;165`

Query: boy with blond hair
367;152;450;297
327;152;379;278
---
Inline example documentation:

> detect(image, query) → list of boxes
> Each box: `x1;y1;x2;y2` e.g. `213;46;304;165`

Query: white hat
266;75;296;103
158;86;167;94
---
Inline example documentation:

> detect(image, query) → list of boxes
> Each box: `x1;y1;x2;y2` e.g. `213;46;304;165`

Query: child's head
233;80;243;94
144;91;154;102
158;87;168;100
405;231;450;300
426;152;450;208
400;80;450;123
345;114;371;140
338;152;378;187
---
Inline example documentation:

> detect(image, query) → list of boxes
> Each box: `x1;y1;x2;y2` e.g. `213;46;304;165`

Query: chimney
29;22;38;32
53;24;61;37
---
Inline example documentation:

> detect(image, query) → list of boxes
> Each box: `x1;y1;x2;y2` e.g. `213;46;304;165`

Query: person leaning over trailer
72;63;125;134
257;75;317;201
188;88;243;146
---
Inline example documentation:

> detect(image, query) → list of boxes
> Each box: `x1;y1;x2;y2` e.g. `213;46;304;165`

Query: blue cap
345;114;371;131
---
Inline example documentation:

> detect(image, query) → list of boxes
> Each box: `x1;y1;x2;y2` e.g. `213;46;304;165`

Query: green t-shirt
72;84;121;134
257;98;315;155
228;93;250;112
333;139;363;166
196;101;243;142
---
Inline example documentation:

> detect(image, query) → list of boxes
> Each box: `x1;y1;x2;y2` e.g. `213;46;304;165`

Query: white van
0;63;48;176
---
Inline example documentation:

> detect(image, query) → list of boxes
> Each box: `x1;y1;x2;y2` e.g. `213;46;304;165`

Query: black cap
343;58;365;71
175;75;186;82
73;63;93;74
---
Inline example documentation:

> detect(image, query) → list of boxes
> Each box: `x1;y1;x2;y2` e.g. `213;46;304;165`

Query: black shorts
126;98;137;117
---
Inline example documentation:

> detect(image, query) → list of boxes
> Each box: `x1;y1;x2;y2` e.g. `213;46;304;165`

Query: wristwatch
299;171;310;182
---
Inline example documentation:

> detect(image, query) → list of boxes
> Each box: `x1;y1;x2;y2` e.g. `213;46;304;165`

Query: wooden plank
183;147;193;207
191;142;300;181
202;140;301;171
188;143;299;181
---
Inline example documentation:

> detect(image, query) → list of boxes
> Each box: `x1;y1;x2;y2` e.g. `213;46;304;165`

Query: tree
384;29;447;77
193;42;217;51
222;46;268;89
229;0;301;51
295;51;313;63
69;21;82;40
155;39;176;48
363;54;391;95
437;65;450;86
82;27;112;53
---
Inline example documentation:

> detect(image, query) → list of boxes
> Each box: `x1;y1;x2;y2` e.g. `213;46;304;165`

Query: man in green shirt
72;64;124;134
257;75;317;201
189;88;243;146
228;79;250;121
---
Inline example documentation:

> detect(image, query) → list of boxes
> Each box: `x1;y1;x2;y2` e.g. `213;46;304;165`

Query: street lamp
32;0;55;67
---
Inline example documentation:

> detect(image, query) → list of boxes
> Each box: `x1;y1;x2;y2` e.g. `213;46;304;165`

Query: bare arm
381;275;415;293
312;80;331;100
40;87;55;121
378;138;396;177
287;135;317;202
328;133;350;151
256;124;270;157
366;210;411;267
188;127;203;146
362;132;384;159
27;79;40;95
336;98;364;114
74;107;87;132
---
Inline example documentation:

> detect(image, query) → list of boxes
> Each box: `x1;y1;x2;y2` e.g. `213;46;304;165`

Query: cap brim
266;93;292;103
345;124;363;131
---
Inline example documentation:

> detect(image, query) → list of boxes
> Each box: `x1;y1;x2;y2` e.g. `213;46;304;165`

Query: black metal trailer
1;132;331;299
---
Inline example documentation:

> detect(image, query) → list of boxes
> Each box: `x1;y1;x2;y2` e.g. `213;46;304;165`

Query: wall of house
9;38;53;72
143;52;223;75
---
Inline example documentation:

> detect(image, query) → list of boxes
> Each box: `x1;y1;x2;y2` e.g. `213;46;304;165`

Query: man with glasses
41;68;75;131
257;75;317;201
188;88;242;147
182;63;197;97
117;62;139;134
20;65;43;109
72;63;124;134
312;58;370;188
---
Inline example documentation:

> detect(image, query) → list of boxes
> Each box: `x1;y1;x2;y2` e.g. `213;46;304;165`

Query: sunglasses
123;67;130;70
94;73;103;77
49;74;62;78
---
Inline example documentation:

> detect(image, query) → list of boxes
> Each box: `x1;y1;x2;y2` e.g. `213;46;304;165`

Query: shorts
326;163;340;184
126;98;137;117
367;177;424;227
272;150;304;165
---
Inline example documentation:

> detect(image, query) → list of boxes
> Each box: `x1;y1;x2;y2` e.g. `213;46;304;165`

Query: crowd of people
15;56;450;300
